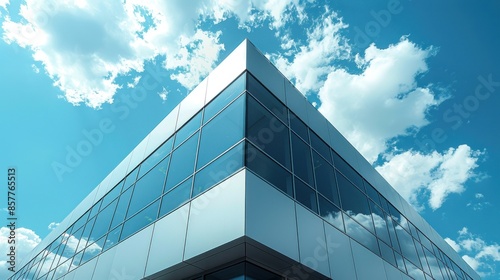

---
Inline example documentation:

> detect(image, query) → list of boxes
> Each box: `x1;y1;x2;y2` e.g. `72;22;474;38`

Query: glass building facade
10;40;479;280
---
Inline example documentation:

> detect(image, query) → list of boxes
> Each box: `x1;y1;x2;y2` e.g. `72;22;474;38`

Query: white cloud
2;0;308;109
475;193;484;199
0;0;8;11
446;227;500;277
0;227;41;279
376;144;483;210
445;237;461;252
48;222;60;230
271;9;350;95
318;38;443;163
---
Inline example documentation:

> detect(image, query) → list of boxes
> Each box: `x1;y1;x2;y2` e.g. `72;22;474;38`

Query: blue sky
0;0;499;278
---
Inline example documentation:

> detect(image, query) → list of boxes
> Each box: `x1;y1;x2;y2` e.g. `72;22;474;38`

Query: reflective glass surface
120;199;159;242
313;151;340;206
337;171;374;233
174;111;201;148
159;177;192;217
318;195;344;231
165;132;199;191
310;131;332;164
332;151;363;188
197;94;245;169
247;73;287;122
289;111;308;142
246;142;293;197
110;186;133;229
193;142;244;197
294;177;318;213
291;133;314;186
247;95;290;169
138;137;172;178
204;72;246;123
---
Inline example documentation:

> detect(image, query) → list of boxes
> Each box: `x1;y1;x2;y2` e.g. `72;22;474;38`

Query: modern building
10;40;479;280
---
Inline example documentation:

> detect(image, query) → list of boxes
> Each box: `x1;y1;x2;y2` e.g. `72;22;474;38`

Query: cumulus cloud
318;38;443;163
446;227;500;277
1;0;307;109
0;227;41;279
271;9;350;94
376;144;483;210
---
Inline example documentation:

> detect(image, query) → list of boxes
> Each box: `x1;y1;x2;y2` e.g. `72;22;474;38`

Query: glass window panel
165;132;199;192
318;195;344;231
206;262;245;280
120;200;159;241
90;199;118;242
138;137;173;179
409;222;419;239
344;213;380;256
387;217;402;254
197;94;245;169
103;225;122;251
159;177;192;217
247;73;287;122
380;240;397;267
72;250;84;267
71;211;89;234
289;111;309;142
363;180;381;206
406;258;426;280
395;251;407;273
294;177;318;213
110;186;133;229
193;142;244;197
88;200;102;219
81;235;104;264
370;201;391;245
310;131;332;164
246;95;290;169
127;156;168;218
174;111;201;148
77;216;95;253
204;72;246;123
313;151;340;207
337;171;374;232
417;243;431;275
101;180;123;207
123;167;139;191
246;142;293;197
397;225;421;268
332;151;363;188
291;133;314;186
389;203;402;224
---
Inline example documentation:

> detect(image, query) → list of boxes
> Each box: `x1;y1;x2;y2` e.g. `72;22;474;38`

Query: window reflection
318;195;344;231
294;177;318;213
198;95;245;169
310;131;331;164
313;151;340;207
291;133;314;186
332;152;363;188
344;213;380;255
246;95;290;169
246;142;293;197
159;177;192;217
165;132;199;192
204;72;246;123
247;73;287;123
120;200;159;242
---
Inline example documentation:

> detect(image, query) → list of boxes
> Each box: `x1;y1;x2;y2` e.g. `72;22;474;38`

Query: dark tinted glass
318;195;344;231
387;217;402;253
295;177;318;213
247;95;290;169
127;156;168;218
193;142;244;197
204;73;246;123
291;133;314;186
310;131;332;164
337;171;370;216
121;200;159;241
247;73;287;122
165;132;199;191
312;151;340;206
364;180;381;206
174;111;201;148
397;227;421;268
332;151;363;188
246;142;293;197
289;111;308;142
159;177;192;217
197;95;245;169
